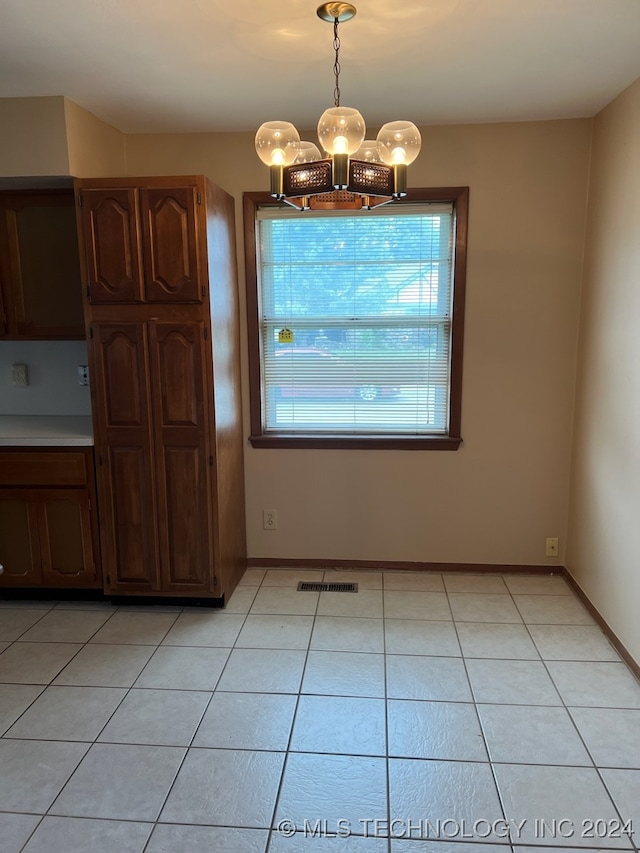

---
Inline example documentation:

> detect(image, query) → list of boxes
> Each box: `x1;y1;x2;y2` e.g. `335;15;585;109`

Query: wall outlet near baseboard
545;537;559;557
263;509;278;530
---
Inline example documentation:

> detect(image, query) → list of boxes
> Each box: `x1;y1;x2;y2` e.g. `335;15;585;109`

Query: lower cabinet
0;450;101;589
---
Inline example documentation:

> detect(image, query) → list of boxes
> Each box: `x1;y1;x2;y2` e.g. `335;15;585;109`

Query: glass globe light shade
353;139;383;162
376;121;422;166
294;142;323;163
317;107;366;156
255;121;300;167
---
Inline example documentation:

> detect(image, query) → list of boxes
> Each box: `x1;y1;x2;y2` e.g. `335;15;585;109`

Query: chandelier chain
333;17;341;107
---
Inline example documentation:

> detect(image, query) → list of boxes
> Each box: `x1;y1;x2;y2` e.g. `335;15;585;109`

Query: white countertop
0;416;94;446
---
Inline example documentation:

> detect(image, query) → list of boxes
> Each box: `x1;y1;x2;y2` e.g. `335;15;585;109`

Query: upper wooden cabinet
0;190;85;339
78;183;202;305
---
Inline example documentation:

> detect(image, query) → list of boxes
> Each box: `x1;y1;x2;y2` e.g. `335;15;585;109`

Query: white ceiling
1;0;640;135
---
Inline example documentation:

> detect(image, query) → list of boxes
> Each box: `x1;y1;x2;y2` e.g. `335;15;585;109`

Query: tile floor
0;569;639;852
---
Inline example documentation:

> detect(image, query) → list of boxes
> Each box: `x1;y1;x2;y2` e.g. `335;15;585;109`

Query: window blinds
257;203;455;436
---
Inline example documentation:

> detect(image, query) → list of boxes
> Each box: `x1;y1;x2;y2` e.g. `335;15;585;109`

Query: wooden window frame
243;187;469;450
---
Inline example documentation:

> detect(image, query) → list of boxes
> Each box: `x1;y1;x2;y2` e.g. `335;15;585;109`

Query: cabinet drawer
0;452;88;486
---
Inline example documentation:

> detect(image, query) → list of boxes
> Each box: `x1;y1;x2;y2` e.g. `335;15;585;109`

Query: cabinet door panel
141;187;201;303
0;192;84;339
0;494;42;586
91;323;159;592
150;322;211;591
39;491;98;588
81;189;144;304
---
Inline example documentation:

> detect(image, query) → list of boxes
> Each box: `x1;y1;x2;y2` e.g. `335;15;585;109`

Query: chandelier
255;2;422;211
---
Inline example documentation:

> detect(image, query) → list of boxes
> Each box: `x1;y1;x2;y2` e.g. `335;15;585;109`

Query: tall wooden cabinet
75;176;246;602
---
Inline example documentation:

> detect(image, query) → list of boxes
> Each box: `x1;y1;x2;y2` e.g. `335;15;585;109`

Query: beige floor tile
147;824;269;853
134;646;229;691
275;753;387;834
466;659;562;706
494;764;632;848
250;587;319;616
600;769;640;834
290;695;386;756
0;684;44;734
389;759;503;842
273;834;388;851
392;843;508;853
161;612;245;647
386;654;472;702
528;624;621;661
504;575;572;595
193;692;297;751
570;707;640;768
383;591;451;621
262;569;324;587
324;570;384;589
98;688;211;746
478;703;592;765
90;611;178;645
513;594;593;625
21;817;153;853
160;747;285;827
384;619;461;656
317;589;383;619
0;600;56;609
547;661;640;708
0;739;88;812
443;574;508;594
448;593;523;623
224;586;258;613
236;615;314;650
5;685;127;741
0;813;41;853
302;650;386;698
383;572;444;592
53;644;155;688
217;648;306;694
50;742;186;821
311;616;384;653
456;622;539;659
0;642;82;684
389;699;488;761
19;610;113;643
237;569;267;586
0;609;48;641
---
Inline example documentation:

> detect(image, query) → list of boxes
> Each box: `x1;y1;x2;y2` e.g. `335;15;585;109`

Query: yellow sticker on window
278;328;294;343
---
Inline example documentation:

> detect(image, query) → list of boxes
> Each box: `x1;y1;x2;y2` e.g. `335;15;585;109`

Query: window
243;188;468;449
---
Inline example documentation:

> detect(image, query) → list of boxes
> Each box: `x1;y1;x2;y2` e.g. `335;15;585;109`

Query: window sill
248;435;463;450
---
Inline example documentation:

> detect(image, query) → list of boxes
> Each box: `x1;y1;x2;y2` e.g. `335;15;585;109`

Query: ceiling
1;0;640;135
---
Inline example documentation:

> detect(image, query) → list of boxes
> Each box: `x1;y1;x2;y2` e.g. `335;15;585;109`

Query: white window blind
256;203;455;437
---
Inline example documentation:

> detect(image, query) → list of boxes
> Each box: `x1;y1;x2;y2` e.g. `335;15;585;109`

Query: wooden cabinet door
0;492;42;586
149;321;212;592
39;490;99;588
0;192;84;338
80;189;144;304
141;187;202;303
91;323;160;592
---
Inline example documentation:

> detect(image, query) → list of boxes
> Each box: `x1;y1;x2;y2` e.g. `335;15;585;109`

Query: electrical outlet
78;365;90;386
545;537;559;557
11;364;28;387
263;509;278;530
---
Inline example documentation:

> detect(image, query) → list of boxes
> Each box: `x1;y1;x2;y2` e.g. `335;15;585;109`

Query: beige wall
127;118;592;565
0;96;69;176
566;79;640;662
63;98;126;177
